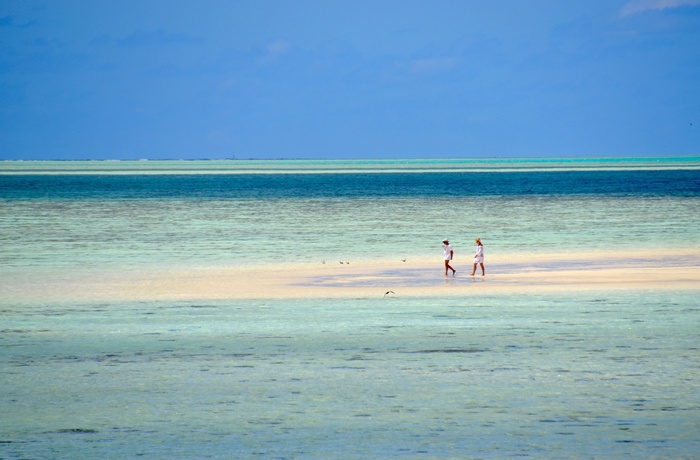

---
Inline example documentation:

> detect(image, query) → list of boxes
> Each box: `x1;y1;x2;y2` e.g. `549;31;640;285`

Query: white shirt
474;244;484;262
443;244;453;260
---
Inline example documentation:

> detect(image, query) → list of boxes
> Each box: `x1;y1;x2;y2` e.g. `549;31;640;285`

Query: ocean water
1;157;700;458
2;294;700;459
1;158;699;272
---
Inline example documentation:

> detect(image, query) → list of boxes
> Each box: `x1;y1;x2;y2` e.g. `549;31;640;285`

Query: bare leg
480;263;485;276
445;260;456;276
471;263;477;276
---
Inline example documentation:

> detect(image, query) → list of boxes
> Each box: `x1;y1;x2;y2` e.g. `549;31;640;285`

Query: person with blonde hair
471;238;485;276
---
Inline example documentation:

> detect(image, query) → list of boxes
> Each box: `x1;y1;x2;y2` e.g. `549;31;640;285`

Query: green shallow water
2;195;698;272
1;158;698;273
2;292;699;459
2;158;698;458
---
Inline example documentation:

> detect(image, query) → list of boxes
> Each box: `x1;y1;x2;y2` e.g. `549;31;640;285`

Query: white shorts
473;256;484;263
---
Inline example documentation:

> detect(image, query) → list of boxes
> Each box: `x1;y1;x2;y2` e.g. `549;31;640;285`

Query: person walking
471;238;485;276
442;238;456;276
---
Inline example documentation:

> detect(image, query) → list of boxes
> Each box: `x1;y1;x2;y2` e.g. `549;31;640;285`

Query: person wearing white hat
442;239;456;276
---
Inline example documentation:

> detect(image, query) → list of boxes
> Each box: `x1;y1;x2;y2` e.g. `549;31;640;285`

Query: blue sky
1;0;699;159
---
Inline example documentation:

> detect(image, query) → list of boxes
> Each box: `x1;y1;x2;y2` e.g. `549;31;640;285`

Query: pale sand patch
4;250;698;303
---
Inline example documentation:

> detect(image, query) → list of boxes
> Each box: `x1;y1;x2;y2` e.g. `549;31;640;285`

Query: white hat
442;238;449;242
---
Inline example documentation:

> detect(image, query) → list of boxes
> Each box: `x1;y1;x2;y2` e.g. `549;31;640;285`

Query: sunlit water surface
1;159;699;458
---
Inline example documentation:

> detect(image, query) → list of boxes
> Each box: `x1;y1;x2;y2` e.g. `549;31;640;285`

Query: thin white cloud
116;29;204;47
266;40;291;56
410;57;459;74
620;0;700;16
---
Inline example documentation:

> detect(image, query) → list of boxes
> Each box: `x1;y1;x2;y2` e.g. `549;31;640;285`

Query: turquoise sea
1;157;699;458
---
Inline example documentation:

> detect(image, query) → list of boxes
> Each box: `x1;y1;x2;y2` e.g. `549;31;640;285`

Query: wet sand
5;249;699;303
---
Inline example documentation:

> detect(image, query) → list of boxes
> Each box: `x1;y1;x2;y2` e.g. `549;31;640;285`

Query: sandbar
3;249;698;303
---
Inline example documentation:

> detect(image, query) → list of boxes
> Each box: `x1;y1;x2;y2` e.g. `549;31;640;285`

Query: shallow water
1;159;699;274
2;292;699;459
1;159;699;458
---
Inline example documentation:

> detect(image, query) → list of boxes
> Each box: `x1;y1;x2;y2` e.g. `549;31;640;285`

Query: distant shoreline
2;156;699;175
2;154;699;161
